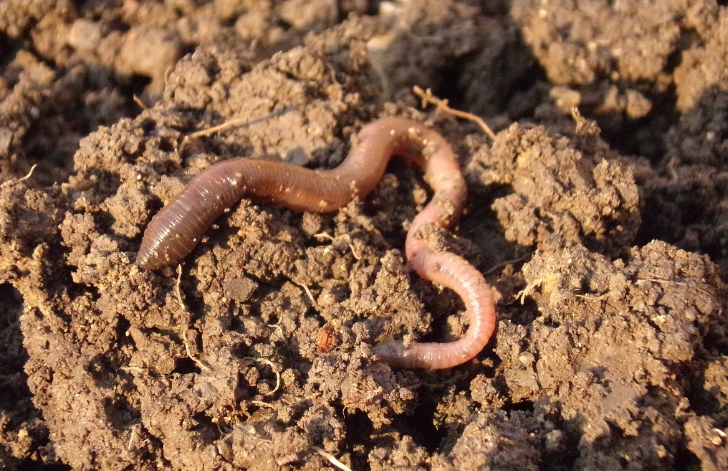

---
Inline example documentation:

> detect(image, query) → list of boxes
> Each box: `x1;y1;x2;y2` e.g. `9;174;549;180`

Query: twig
178;108;299;155
186;117;254;140
243;357;281;395
133;95;147;110
310;446;353;471
314;232;362;260
573;293;611;301
120;366;145;373
291;279;318;308
515;278;544;305
3;164;38;188
18;164;38;182
482;255;529;276
127;425;138;450
413;85;497;140
248;400;275;409
183;330;212;373
175;264;185;309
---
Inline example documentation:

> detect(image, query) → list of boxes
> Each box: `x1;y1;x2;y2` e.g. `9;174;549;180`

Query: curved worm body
138;117;496;369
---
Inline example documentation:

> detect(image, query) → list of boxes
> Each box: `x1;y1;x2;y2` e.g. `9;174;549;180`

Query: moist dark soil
2;1;728;470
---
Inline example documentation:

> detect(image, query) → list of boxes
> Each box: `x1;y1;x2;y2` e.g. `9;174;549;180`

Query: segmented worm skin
137;117;496;369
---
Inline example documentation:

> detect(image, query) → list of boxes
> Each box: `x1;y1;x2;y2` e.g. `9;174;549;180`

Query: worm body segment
138;117;496;369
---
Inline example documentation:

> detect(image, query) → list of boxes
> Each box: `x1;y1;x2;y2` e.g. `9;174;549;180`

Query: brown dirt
1;1;728;470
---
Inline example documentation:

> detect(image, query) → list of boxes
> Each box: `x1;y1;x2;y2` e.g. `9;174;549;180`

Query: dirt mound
1;1;727;470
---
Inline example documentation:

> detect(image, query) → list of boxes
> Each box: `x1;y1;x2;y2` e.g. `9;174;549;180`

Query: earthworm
137;117;496;369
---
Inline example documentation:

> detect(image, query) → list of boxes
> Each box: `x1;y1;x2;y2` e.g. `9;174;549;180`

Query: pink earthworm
137;117;496;369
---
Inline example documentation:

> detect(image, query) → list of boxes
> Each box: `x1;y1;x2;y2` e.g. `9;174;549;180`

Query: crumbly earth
1;1;728;470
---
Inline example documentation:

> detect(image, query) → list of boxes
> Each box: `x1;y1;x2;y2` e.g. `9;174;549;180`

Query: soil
1;1;728;470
